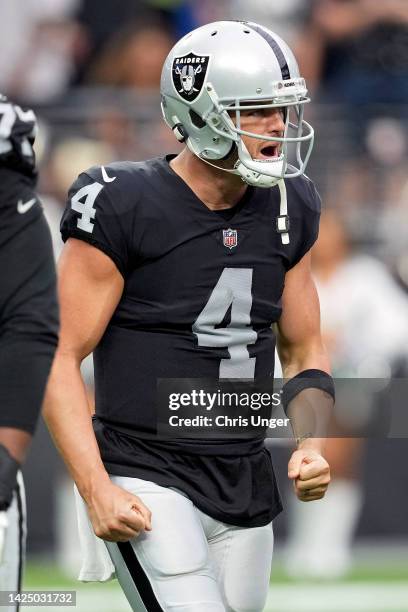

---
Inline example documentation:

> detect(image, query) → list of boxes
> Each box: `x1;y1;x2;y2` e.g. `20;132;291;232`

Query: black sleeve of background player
288;179;322;269
0;212;59;434
60;171;130;277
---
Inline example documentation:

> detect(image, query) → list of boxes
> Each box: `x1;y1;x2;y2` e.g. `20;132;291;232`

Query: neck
170;148;248;210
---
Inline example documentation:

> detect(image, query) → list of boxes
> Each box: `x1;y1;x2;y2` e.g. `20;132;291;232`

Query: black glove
0;94;38;179
0;444;20;511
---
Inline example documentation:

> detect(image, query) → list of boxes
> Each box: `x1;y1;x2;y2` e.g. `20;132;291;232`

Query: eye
241;109;264;118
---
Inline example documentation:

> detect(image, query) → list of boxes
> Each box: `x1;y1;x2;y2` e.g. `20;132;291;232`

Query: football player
0;96;59;610
44;21;333;611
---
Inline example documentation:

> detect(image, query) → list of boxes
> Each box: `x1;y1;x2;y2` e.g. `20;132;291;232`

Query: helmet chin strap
233;139;286;188
196;152;238;175
277;179;290;245
234;161;281;188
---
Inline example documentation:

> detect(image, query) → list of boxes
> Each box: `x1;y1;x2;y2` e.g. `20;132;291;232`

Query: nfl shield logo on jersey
223;228;238;249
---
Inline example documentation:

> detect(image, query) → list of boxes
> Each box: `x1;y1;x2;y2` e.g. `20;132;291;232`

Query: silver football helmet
160;20;314;188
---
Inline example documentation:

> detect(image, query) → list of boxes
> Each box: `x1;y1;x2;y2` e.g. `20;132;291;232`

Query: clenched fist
85;479;152;542
288;448;330;502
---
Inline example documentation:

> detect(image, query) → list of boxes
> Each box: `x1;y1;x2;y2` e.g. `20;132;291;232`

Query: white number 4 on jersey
193;268;257;378
71;182;104;233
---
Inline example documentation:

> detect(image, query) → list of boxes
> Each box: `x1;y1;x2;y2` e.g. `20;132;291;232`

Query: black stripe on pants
117;542;164;612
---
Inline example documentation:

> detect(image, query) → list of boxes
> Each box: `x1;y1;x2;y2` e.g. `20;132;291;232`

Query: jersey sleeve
60;168;131;276
287;177;321;269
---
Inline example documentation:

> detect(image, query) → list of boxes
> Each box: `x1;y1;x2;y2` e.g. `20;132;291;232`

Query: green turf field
22;559;408;612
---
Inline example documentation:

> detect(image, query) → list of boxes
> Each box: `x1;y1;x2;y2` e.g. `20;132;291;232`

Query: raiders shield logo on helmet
172;52;210;102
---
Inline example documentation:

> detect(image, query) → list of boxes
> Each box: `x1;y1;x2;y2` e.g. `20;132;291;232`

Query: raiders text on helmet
160;21;314;188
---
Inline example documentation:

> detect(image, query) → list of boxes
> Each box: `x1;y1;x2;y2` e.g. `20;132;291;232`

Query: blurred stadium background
2;0;407;610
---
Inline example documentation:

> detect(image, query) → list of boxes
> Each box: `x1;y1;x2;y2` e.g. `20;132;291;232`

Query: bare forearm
288;395;328;454
43;352;109;499
276;250;333;457
279;342;332;454
279;338;331;381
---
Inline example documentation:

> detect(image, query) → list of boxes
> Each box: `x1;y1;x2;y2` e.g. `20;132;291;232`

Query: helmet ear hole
173;124;187;142
189;109;206;129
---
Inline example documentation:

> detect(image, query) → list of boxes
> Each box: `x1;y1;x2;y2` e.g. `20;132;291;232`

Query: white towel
0;511;9;564
74;485;116;582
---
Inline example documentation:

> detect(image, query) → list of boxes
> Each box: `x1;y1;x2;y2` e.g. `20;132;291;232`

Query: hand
85;479;152;542
288;447;330;502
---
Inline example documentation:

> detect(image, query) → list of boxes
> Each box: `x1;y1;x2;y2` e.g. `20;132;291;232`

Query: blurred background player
284;210;408;578
0;95;59;609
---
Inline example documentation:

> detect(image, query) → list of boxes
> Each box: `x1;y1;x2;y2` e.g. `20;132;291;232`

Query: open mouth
257;145;281;159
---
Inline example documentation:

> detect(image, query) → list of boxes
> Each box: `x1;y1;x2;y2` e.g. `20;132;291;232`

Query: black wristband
281;369;335;414
0;444;20;511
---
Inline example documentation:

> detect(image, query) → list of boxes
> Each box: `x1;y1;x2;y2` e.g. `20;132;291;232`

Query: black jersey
0;168;42;243
61;155;321;526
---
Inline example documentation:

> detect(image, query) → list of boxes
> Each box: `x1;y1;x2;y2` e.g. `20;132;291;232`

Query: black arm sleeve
287;177;322;269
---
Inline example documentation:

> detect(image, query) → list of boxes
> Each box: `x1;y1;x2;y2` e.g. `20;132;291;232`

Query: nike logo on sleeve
17;198;37;214
101;166;117;183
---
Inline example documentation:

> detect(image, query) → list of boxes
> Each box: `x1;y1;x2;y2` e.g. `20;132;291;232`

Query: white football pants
106;476;274;612
0;472;26;612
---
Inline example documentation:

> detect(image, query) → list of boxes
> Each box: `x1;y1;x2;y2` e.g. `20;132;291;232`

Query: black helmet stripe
245;22;291;80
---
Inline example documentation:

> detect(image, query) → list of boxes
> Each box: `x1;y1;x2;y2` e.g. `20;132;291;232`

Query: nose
265;108;285;135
